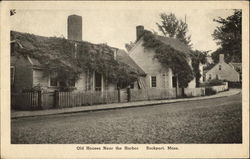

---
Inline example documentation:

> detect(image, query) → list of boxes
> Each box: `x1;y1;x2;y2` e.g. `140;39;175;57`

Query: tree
156;13;191;46
212;9;242;63
125;41;135;52
191;50;208;87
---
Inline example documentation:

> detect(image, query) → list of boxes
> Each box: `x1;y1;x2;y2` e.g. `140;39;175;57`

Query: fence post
181;88;185;98
54;90;59;108
118;88;121;103
38;90;42;109
127;87;131;102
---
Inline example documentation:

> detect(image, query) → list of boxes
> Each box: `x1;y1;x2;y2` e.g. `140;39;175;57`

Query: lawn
11;94;242;144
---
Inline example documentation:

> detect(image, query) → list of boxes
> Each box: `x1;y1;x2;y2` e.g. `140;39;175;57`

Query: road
11;93;242;144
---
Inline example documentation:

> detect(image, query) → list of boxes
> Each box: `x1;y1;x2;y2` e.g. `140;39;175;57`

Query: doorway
95;72;102;91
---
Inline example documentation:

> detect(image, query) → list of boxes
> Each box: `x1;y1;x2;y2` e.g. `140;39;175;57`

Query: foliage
191;50;208;87
203;62;216;71
22;85;43;92
205;87;216;96
142;30;194;88
12;31;139;86
212;9;242;63
228;81;241;88
156;13;191;46
201;79;225;87
125;41;135;52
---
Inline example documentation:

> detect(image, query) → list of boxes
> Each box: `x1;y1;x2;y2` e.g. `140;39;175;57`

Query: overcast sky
9;2;234;52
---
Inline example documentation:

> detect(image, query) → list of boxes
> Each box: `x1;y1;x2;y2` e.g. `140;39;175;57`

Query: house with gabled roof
128;25;196;90
11;15;145;94
205;54;241;82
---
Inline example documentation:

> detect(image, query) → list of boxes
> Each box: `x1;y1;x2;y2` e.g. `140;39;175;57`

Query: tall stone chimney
136;25;144;41
219;54;224;63
67;15;82;41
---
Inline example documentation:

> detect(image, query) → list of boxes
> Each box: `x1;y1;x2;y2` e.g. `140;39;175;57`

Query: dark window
130;83;134;89
59;81;67;87
50;72;58;87
203;74;206;82
151;76;157;87
219;65;222;70
69;79;75;87
172;76;177;88
95;72;102;91
11;66;15;85
216;74;219;79
209;74;212;80
11;43;16;56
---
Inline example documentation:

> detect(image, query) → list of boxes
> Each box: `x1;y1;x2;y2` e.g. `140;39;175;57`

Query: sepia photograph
1;1;249;158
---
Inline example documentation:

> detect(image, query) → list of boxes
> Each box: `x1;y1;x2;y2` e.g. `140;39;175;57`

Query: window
151;76;157;87
59;81;66;87
219;65;222;70
216;74;219;80
130;83;134;89
209;74;212;80
11;43;16;56
69;79;75;87
11;66;15;85
50;72;58;87
172;76;177;88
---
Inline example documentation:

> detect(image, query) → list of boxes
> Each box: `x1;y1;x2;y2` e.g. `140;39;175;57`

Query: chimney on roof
67;15;82;41
136;25;144;41
219;54;224;63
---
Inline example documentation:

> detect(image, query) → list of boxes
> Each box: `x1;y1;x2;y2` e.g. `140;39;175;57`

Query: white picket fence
184;88;206;97
210;82;228;93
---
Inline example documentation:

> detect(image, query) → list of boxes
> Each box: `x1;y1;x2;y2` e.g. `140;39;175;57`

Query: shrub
201;79;224;87
205;87;216;96
228;81;242;88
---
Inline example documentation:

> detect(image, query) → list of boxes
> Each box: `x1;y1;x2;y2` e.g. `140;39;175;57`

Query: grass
11;94;242;144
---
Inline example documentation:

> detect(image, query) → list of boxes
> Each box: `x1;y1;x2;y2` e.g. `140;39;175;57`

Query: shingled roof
116;49;145;76
133;30;192;56
155;35;191;55
11;31;145;76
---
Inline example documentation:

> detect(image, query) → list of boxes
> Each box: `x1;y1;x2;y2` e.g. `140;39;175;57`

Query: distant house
11;15;145;94
205;54;241;82
128;25;196;89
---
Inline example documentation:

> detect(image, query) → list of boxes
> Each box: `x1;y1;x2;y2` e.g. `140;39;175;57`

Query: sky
9;2;234;52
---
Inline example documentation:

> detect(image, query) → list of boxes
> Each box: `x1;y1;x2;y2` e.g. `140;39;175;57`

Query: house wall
75;72;87;91
12;55;33;93
205;62;240;82
33;69;117;92
188;78;196;88
129;40;173;89
129;39;197;89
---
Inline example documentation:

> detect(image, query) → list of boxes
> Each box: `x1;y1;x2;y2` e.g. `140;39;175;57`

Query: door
95;72;102;91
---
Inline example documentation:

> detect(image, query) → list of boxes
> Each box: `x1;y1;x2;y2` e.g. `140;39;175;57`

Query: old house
11;15;145;94
205;54;241;82
128;25;196;90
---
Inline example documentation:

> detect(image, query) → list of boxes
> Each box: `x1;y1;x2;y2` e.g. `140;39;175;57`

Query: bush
228;81;242;88
201;79;224;87
22;85;43;92
205;87;216;96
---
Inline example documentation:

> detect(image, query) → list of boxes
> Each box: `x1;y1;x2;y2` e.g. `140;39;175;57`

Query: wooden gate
41;92;54;109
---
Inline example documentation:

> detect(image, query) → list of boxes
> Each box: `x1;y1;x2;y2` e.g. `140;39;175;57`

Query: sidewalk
11;89;241;119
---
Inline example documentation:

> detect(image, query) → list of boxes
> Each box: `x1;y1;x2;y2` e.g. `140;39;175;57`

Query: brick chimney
219;54;224;63
67;15;82;41
136;25;144;41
